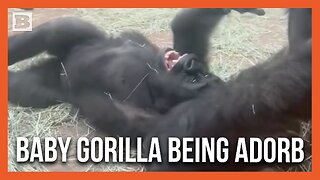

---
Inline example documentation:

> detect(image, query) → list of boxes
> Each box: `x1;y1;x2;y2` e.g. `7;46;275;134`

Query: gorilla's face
149;48;222;113
116;40;217;113
162;48;208;76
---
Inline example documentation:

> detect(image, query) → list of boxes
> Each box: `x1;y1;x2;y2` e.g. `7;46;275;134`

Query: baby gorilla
8;17;220;135
9;8;265;141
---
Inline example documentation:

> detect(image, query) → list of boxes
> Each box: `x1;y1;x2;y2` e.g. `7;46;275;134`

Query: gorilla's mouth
164;50;187;71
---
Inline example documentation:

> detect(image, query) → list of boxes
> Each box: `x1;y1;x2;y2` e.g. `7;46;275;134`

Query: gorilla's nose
183;55;200;74
183;57;195;71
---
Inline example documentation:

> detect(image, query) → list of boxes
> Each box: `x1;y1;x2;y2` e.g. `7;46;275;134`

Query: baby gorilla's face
162;48;207;77
150;48;222;113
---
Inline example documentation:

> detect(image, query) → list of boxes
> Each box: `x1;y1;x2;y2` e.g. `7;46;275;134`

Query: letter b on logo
12;12;32;32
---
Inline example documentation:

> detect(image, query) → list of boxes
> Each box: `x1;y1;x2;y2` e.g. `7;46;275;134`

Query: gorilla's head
148;48;223;113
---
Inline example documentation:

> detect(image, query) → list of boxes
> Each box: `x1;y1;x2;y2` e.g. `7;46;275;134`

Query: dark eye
190;73;210;83
191;74;200;83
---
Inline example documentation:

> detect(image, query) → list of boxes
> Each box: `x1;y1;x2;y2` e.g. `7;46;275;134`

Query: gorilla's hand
171;8;265;65
230;8;266;16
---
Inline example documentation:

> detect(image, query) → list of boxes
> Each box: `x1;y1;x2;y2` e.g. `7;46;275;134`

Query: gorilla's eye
191;74;201;83
190;73;210;83
192;78;197;83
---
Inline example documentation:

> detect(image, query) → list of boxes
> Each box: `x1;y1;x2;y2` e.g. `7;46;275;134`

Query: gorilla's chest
64;42;158;108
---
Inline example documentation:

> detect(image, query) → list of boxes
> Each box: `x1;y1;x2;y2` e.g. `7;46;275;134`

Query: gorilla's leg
9;57;65;108
9;17;105;65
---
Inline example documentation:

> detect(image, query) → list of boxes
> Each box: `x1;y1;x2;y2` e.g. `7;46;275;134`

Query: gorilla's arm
171;8;265;65
8;57;65;107
8;17;105;65
170;8;311;123
288;9;312;52
8;17;107;107
171;9;228;64
225;8;312;120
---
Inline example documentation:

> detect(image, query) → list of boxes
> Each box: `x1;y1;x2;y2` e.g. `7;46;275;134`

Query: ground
8;8;311;172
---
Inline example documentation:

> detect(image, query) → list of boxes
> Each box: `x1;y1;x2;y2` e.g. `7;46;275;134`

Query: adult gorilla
144;8;311;171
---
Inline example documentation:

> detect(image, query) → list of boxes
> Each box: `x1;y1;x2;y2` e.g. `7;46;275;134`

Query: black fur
8;16;221;136
8;9;263;137
8;8;310;171
143;8;311;171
